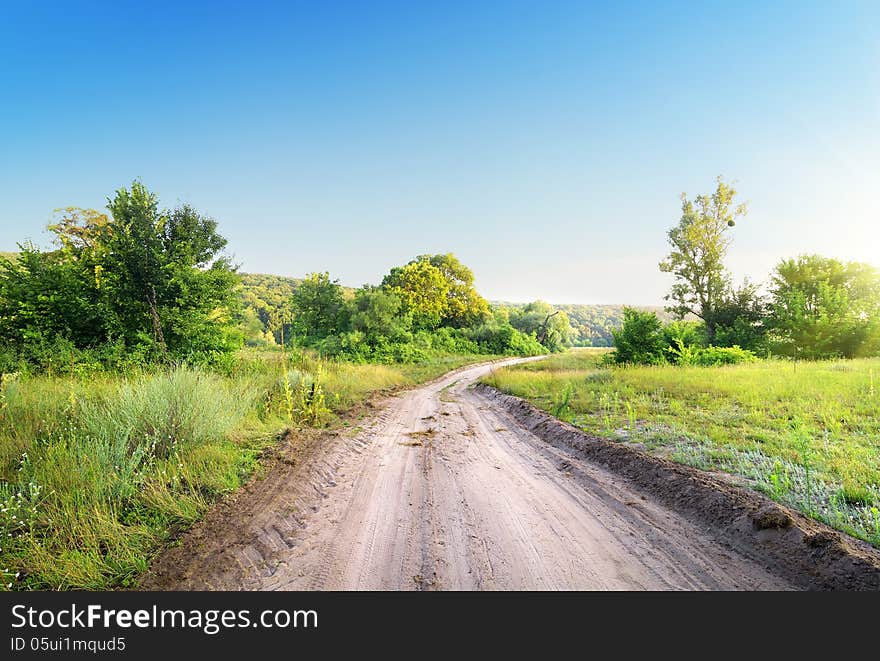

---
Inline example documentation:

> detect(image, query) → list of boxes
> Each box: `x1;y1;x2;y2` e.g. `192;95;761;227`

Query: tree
509;300;573;351
712;279;768;352
289;272;349;344
349;286;412;345
423;253;489;326
611;308;667;364
659;176;747;343
101;183;240;358
382;259;450;329
0;182;240;365
0;241;108;351
382;253;489;329
103;182;170;354
767;255;880;358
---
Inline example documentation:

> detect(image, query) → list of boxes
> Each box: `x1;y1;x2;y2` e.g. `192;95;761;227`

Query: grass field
483;349;880;546
0;349;494;590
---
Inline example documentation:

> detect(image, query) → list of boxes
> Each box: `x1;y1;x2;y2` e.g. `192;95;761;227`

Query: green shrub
684;345;757;366
80;369;254;459
611;308;667;365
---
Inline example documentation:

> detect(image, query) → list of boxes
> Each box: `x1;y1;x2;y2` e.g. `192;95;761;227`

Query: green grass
0;349;495;590
483;348;880;546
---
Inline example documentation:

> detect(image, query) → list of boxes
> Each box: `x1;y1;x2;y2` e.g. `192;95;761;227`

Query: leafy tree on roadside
382;259;451;329
659;176;747;343
768;255;880;358
382;253;489;329
0;182;240;365
103;184;240;358
289;272;350;344
423;253;489;327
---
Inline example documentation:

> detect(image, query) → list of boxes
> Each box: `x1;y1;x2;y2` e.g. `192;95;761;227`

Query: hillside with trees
494;302;675;347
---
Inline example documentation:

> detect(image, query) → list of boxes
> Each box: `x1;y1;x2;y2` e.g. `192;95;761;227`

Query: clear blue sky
1;1;878;305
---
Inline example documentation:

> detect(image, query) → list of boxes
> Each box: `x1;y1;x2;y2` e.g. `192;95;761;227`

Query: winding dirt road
145;358;797;590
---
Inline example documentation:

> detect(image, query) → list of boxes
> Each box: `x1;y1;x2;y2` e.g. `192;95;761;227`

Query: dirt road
144;357;798;590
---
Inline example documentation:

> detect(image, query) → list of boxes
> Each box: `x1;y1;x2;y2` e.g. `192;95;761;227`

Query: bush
663;320;704;350
669;344;757;366
81;368;255;460
309;321;544;364
693;345;757;366
611;308;667;365
463;322;545;356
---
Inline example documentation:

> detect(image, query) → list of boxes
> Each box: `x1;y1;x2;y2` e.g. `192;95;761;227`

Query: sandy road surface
145;357;794;590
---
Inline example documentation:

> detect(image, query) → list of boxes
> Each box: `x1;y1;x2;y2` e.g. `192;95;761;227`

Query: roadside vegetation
484;176;880;548
2;173;878;588
0;181;560;591
0;348;495;590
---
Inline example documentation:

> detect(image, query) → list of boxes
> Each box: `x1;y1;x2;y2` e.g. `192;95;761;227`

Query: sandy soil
142;357;833;590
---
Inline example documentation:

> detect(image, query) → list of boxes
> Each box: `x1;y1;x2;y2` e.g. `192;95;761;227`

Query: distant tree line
612;177;880;365
540;303;675;347
273;256;569;363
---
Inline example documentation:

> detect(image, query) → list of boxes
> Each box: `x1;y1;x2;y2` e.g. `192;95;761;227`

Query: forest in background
238;272;667;351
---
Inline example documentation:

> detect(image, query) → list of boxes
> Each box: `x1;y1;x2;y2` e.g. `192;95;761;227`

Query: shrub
463;322;545;356
80;368;254;460
689;345;757;366
611;308;667;365
0;368;256;589
670;344;757;366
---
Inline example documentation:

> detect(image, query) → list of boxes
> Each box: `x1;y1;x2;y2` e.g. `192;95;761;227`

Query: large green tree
659;177;747;343
423;253;489;327
289;272;349;344
768;255;880;358
382;259;450;329
101;183;239;358
382;253;488;330
0;182;240;365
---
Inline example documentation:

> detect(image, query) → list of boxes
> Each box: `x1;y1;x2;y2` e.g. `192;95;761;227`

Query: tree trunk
536;311;560;345
146;286;168;358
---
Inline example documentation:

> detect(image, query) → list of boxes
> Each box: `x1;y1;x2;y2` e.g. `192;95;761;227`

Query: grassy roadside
0;350;496;590
483;349;880;547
